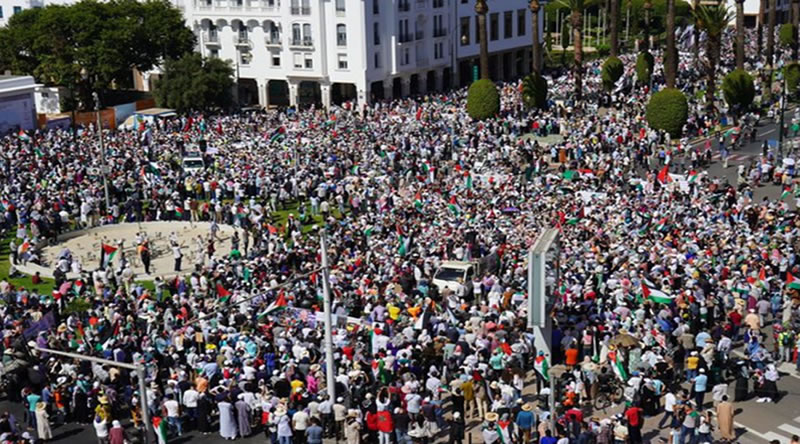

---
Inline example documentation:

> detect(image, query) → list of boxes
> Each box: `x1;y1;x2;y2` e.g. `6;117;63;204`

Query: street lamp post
92;92;111;212
779;75;787;160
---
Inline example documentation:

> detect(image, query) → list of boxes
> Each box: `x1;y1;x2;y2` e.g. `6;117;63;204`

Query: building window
490;13;499;41
373;0;378;14
292;24;301;44
461;0;467;3
399;19;409;42
474;16;479;44
338;54;348;69
337;24;347;46
210;49;219;58
434;41;444;59
272;55;281;66
13;5;21;14
304;54;313;68
294;53;303;68
504;11;512;38
374;22;380;45
460;17;470;45
433;0;443;7
335;0;345;13
403;48;410;65
434;15;444;37
0;6;4;17
240;50;251;65
374;52;380;68
301;0;310;14
303;23;312;44
518;9;526;37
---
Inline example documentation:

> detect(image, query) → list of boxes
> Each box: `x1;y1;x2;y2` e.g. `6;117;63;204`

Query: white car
182;156;205;174
432;261;479;301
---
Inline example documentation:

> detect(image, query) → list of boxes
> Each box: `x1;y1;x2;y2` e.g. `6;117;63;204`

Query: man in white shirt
182;387;199;429
292;409;309;443
658;390;678;428
163;393;182;436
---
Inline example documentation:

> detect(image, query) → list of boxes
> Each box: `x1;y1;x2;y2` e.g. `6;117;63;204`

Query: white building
0;0;73;27
0;75;40;134
167;0;542;108
723;0;790;27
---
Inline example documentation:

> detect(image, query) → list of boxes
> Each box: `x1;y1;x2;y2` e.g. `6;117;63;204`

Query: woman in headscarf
196;392;212;435
34;402;52;441
235;393;252;437
72;384;89;424
733;361;749;402
218;395;238;440
109;420;125;444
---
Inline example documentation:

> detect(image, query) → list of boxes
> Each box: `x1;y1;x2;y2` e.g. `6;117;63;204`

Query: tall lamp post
779;74;786;160
92;92;111;212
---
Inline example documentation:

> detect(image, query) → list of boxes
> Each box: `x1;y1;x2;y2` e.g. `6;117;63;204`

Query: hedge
601;56;625;91
467;79;500;120
636;51;655;86
722;69;755;111
780;23;797;48
787;63;800;97
646;88;688;137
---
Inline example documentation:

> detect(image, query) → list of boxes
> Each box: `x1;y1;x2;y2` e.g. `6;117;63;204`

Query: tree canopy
646;88;688;137
0;0;195;110
466;79;500;120
722;69;755;113
154;53;235;113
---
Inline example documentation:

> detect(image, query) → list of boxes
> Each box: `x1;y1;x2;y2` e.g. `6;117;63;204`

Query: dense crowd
2;25;800;444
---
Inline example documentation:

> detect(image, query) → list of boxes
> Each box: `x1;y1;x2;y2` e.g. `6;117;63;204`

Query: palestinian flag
364;226;374;237
413;192;423;211
641;280;674;304
655;217;668;232
216;283;232;303
688;170;699;183
657;165;671;184
464;172;473;190
257;292;288;318
533;355;550;382
787;272;800;290
781;188;791;200
19;241;31;253
398;235;410;256
153;416;168;444
18;130;30;142
609;350;628;381
758;267;767;288
100;244;118;269
175;207;184;219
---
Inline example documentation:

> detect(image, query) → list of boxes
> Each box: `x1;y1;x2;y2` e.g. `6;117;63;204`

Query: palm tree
768;0;775;69
736;0;745;69
609;0;619;56
758;0;765;55
693;0;700;66
642;0;652;51
560;0;585;101
665;0;677;87
793;0;799;59
476;0;490;80
530;0;542;73
694;4;734;112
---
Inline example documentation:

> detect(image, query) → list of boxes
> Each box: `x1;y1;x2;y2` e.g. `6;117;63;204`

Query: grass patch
0;234;57;295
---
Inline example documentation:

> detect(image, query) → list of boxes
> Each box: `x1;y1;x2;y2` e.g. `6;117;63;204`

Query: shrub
467;79;500;120
636;51;655;86
787;63;800;97
522;73;549;110
722;69;755;113
601;56;625;91
780;23;797;48
595;43;611;57
646;88;689;137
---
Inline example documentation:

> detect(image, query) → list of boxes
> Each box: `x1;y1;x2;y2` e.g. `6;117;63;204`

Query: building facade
172;0;542;108
0;75;40;134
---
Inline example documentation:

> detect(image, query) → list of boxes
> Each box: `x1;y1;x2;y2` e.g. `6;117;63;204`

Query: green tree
531;0;543;73
522;73;549;109
646;88;688;137
476;0;490;79
735;0;745;69
780;23;797;48
786;63;800;97
559;0;585;102
665;0;678;87
636;51;655;85
467;79;500;120
0;0;195;110
694;4;734;111
722;69;755;121
601;56;624;91
154;53;234;112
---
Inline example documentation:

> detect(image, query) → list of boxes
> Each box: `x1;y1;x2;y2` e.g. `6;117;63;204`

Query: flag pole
319;231;336;401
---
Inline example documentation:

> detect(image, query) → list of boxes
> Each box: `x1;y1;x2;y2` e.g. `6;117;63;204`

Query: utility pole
92;92;111;212
34;346;151;444
779;76;786;159
319;231;336;401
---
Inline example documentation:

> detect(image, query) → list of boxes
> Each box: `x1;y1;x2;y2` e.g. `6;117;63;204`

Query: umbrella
610;331;642;348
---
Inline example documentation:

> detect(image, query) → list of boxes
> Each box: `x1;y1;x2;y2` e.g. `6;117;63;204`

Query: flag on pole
609;350;628;381
641;280;674;304
657;166;671;184
687;170;698;183
175;207;184;219
153;417;168;444
216;283;232;303
99;244;118;269
413;192;423;211
464;172;473;189
257;292;288;318
533;354;549;382
18;130;30;142
655;217;668;232
781;188;791;200
787;272;800;290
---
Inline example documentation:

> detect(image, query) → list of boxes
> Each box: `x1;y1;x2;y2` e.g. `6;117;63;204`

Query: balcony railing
265;35;281;46
415;31;424;40
205;31;220;44
290;37;314;47
398;33;413;43
235;34;251;45
291;5;310;14
433;28;447;37
398;1;410;12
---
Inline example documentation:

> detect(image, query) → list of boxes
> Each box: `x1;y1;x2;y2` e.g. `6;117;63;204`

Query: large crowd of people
1;24;800;444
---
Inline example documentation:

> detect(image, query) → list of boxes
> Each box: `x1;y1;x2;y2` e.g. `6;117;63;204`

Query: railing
206;31;220;43
290;38;313;47
265;35;281;45
415;31;424;40
398;33;413;43
235;34;251;45
291;5;310;14
337;37;347;46
433;28;447;37
398;1;410;12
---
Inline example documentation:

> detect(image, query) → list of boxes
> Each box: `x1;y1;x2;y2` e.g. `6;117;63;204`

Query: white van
432;261;481;300
181;155;205;174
